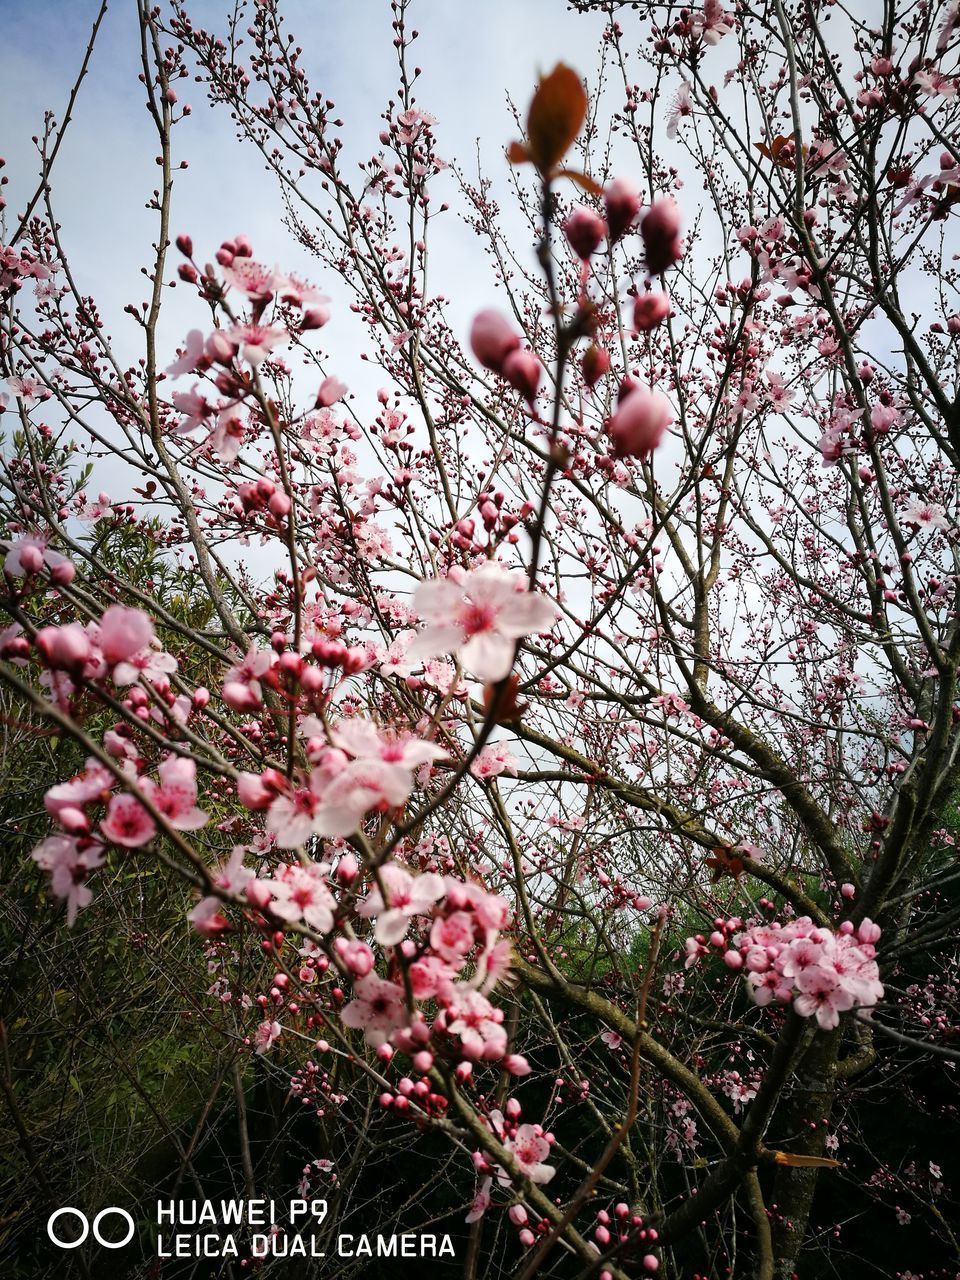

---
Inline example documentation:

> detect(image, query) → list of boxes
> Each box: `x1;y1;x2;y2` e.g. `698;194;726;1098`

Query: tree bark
770;1027;840;1279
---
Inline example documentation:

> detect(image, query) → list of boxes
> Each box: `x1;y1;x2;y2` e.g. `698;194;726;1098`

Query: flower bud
35;623;91;672
604;177;642;242
633;291;671;331
563;205;607;259
470;309;520;372
641;197;683;274
608;387;673;458
501;348;541;403
582;344;610;387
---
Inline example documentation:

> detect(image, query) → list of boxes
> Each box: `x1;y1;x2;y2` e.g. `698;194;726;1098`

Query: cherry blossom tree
2;1;959;1277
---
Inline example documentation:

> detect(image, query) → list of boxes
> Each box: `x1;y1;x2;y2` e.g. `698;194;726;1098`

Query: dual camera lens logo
46;1207;135;1250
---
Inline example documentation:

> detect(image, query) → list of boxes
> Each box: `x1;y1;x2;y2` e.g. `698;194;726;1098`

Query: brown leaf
520;63;587;173
508;140;532;165
754;134;808;170
705;845;746;883
554;167;604;195
483;675;529;725
773;1151;841;1168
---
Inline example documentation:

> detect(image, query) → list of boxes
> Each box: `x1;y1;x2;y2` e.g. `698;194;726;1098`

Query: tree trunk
769;1027;840;1279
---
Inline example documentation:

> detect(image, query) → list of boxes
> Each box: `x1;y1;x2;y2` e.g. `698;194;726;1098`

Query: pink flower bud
840;882;856;899
633;291;671;331
413;1050;434;1072
268;491;291;518
563;205;607;259
501;348;541;403
336;853;359;884
641;197;683;274
316;375;347;407
504;1054;531;1076
857;918;881;945
205;330;236;364
18;542;45;575
49;558;76;586
176;233;193;257
335;938;375;978
299;666;325;695
301;306;331;330
604;177;642;242
35;623;91;672
608;387;673;458
470;309;520;372
582;344;610;387
237;771;274;810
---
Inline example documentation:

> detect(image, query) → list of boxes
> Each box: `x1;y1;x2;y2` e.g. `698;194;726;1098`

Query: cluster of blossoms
192;847;523;1073
342;868;520;1067
6;592;181;718
32;753;208;920
0;240;56;294
687;915;884;1029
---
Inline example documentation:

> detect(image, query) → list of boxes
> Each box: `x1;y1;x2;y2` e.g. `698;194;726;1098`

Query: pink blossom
97;607;155;667
902;501;951;532
45;759;114;832
228;322;289;367
32;834;106;925
188;845;254;935
112;640;177;687
171;386;217;433
691;0;734;45
142;756;208;831
101;791;157;847
410;563;559;683
489;1111;556;1185
443;987;507;1060
464;1176;492;1224
166;329;206;378
470;742;519;780
261;859;335;932
222;645;276;711
358;864;446;945
340;974;409;1047
331;717;448;782
4;534;75;584
666;82;693;139
254;1019;282;1054
221;257;280;299
265;758;379;847
316;375;347;407
430;911;477;963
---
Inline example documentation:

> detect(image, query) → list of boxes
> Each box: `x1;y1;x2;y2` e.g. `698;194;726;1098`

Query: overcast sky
0;0;634;384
